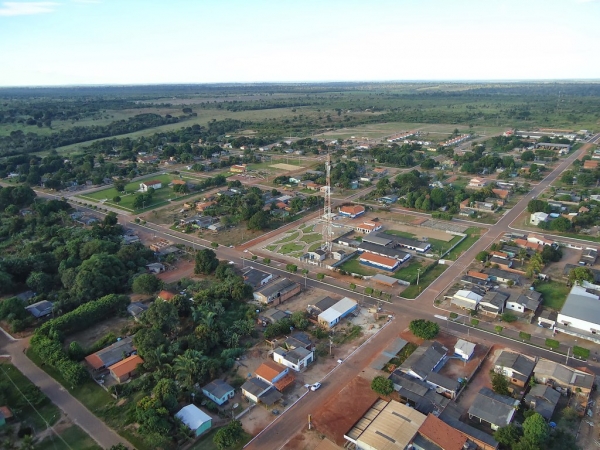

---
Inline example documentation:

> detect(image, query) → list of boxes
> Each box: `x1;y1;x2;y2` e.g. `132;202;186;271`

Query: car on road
310;382;321;391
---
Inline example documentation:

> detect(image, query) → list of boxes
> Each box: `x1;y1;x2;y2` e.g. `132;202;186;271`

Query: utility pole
566;347;570;365
417;268;421;286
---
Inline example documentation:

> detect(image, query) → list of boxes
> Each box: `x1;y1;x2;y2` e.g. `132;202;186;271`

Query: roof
417;414;469;450
349;400;426;450
331;297;357;315
534;359;594;389
243;268;272;287
372;273;399;286
273;372;295;391
339;205;365;216
313;296;337;313
454;289;483;302
0;406;13;420
426;371;459;392
285;332;311;349
507;292;541;311
258;387;282;405
389;371;450;415
158;290;176;301
256;278;298;298
487;268;521;282
141;179;162;186
495;351;535;378
438;403;499;448
261;308;288;322
560;283;600;327
127;302;149;318
359;242;410;259
467;270;489;280
202;379;234;399
455;339;476;357
391;235;430;250
492;188;510;199
371;338;408;370
361;234;393;246
480;291;509;309
25;300;53;318
359;252;398;267
175;404;211;430
241;377;270;397
399;341;447;380
108;354;144;378
275;346;312;364
524;384;561;420
256;360;287;382
468;387;517;427
84;336;135;370
357;222;380;231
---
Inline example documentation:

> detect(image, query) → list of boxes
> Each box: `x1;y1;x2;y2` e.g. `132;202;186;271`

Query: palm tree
19;435;35;450
173;349;206;390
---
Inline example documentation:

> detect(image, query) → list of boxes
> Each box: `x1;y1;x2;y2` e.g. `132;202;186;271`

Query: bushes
471;318;479;326
573;346;590;359
364;287;373;295
263;258;270;264
495;325;503;334
409;319;439;340
317;273;325;280
519;331;531;341
501;312;517;323
545;338;559;349
30;335;88;386
449;312;458;319
286;264;297;273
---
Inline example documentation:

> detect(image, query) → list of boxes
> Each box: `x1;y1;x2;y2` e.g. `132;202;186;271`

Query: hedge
519;332;531;341
545;338;560;349
573;346;590;359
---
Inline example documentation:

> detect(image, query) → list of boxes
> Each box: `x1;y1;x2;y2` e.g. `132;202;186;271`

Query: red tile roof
84;353;104;370
142;180;162;186
492;188;510;199
418;414;468;450
255;360;286;382
340;205;365;216
108;355;144;378
359;252;398;267
584;160;599;169
158;290;176;301
274;373;295;391
467;270;489;280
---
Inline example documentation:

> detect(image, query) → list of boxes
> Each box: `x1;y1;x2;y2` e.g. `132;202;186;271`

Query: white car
310;383;322;391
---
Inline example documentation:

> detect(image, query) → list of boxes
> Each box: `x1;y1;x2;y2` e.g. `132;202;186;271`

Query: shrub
365;287;373;295
409;319;439;340
371;376;394;397
469;309;478;317
263;258;270;264
349;283;356;290
251;255;257;260
211;242;219;248
286;264;298;273
317;273;325;280
471;318;479;326
573;346;590;359
501;312;517;323
495;325;503;334
545;338;559;349
449;312;458;319
519;331;531;341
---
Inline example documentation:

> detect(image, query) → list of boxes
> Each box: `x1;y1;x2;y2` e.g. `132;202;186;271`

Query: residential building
451;289;483;310
468;178;488;188
538;310;557;329
127;302;149;321
317;297;358;328
344;400;426;450
494;351;535;388
533;359;594;397
524;384;561;421
202;379;235;406
438;403;499;450
492;188;510;199
25;300;53;318
255;360;289;385
146;262;165;274
359;252;400;271
584;160;599;169
557;282;600;336
530;212;549;226
84;336;135;370
230;164;247;173
259;308;289;325
426;371;460;399
527;234;554;246
487;268;521;285
307;296;337;316
399;341;447;381
579;248;598;266
505;291;542;314
241;377;282;405
355;221;382;234
466;270;490;282
139;180;162;192
454;339;476;361
242;267;274;289
468;387;519;430
412;414;470;450
175;405;212;437
158;290;177;301
338;204;366;218
389;371;450;416
479;291;509;317
273;346;314;372
253;278;300;305
108;354;144;383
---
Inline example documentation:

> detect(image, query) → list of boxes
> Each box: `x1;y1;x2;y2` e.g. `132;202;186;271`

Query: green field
536;281;570;310
339;255;377;276
279;243;304;254
77;174;195;212
300;233;322;244
393;260;426;282
36;425;101;450
401;264;448;299
190;427;252;450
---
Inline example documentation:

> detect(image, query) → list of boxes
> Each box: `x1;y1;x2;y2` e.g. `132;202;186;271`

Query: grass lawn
274;232;299;244
536;281;570;310
446;227;482;259
393;260;425;282
36;425;101;450
401;264;448;299
0;363;60;431
279;243;304;254
339;255;377;276
190;427;252;450
383;229;415;239
300;233;322;244
308;241;323;252
266;245;277;251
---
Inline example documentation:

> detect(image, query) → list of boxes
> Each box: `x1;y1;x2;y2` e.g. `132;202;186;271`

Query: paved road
0;332;132;449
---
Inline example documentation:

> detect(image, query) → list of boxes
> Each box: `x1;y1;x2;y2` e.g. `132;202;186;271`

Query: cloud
0;2;59;16
71;0;100;3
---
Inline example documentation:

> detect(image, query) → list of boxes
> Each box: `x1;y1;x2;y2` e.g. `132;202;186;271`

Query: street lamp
417;268;421;286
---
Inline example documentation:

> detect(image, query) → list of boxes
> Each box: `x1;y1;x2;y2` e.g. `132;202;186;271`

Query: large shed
318;297;358;328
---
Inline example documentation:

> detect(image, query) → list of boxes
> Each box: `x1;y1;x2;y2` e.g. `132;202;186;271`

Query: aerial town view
1;1;600;450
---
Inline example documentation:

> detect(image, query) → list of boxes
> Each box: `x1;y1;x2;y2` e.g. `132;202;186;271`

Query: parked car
310;383;322;391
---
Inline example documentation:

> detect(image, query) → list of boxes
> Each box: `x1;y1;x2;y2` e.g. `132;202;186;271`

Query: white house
454;339;476;361
273;347;314;371
530;212;549;226
139;180;162;192
451;289;483;310
201;379;235;406
557;281;600;337
468;178;488;188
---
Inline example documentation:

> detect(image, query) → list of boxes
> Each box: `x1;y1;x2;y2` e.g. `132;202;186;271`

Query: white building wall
557;313;600;333
506;302;524;312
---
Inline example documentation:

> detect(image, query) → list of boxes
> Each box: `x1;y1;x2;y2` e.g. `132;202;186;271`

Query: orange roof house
196;201;215;212
255;360;285;382
584;160;599;169
467;271;489;281
579;206;590;213
492;188;510;199
108;355;144;383
359;252;400;271
416;414;469;450
338;205;365;218
158;290;176;301
514;238;542;252
231;164;247;173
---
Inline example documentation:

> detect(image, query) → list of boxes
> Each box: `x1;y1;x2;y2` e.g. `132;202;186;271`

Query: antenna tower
322;150;333;253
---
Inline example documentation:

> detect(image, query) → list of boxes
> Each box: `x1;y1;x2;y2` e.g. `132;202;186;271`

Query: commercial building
358;242;411;262
253;278;300;305
359;252;400;271
317;297;358;328
338;205;366;218
175;404;212;437
557;282;600;336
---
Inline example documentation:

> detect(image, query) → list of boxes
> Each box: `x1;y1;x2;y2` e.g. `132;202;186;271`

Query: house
175;404;212;437
344;400;426;450
359;252;400;271
273;346;314;372
0;406;13;428
25;300;54;318
466;270;490;282
331;249;347;260
379;195;399;204
556;281;600;337
454;339;476;361
231;164;247;173
479;291;509;317
241;377;282;405
451;289;483;310
579;248;598;266
253;278;300;305
338;205;365;218
524;385;561;421
304;181;321;191
158;290;177;302
494;351;535;388
84;336;135;370
256;360;290;385
492;189;510;200
372;167;388;177
487;268;521;285
195;201;215;212
317;297;358;328
530;212;549;226
283;332;312;350
584;160;599;169
399;341;447;381
412;413;470;450
426;371;460;399
127;302;149;321
146;262;165;274
527;234;554;246
534;359;594;396
538;309;557;329
438;403;499;450
505;291;542;314
243;268;274;289
307;296;337;316
468;178;488;188
307;249;326;261
389;371;450;416
108;354;144;383
468;387;519;430
355;221;382;234
514;238;543;252
202;379;235;406
260;308;289;325
139;180;162;192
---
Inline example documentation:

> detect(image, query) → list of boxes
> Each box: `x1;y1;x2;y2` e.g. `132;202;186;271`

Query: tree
26;271;54;294
526;253;544;278
152;379;178;411
112;196;121;204
521;150;535;161
568;266;594;285
68;341;85;361
195;249;219;274
549;216;571;232
540;245;562;263
213;420;244;450
371;376;394;397
522;412;549;447
132;274;163;294
143;300;179;334
475;251;489;262
173;349;206;390
527;199;549;213
409;319;439;339
494;424;522;447
491;371;510;396
420;158;435;169
247;210;269;230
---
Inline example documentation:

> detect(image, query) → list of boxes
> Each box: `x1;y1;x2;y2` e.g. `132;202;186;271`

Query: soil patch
271;163;304;171
64;316;132;349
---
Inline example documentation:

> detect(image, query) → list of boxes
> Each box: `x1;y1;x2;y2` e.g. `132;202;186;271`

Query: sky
0;0;599;86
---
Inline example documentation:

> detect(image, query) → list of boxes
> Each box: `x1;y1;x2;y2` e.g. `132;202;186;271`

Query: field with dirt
271;163;305;171
64;316;132;349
